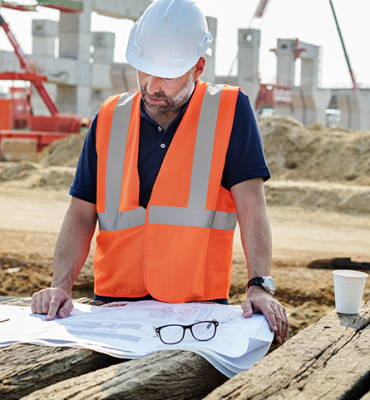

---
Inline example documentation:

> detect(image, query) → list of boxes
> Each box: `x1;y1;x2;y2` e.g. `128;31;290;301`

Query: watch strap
247;277;265;287
247;276;275;295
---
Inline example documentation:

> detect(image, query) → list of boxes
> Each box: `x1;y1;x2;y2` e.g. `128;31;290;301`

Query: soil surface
1;186;369;338
1;115;370;339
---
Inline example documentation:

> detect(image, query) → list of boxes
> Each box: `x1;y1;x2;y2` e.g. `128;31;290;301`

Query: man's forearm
241;204;272;280
51;198;97;294
231;178;272;280
232;178;289;343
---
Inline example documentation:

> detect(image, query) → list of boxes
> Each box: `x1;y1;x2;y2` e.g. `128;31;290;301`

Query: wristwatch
247;276;276;295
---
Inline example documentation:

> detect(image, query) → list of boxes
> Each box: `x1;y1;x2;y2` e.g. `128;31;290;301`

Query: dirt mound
0;131;85;190
29;132;86;168
265;181;370;214
1;115;370;209
0;253;94;299
260;116;370;186
0;161;75;189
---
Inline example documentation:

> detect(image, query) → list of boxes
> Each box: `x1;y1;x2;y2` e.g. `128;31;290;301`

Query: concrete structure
335;91;370;130
273;38;332;123
0;0;151;117
271;37;370;129
1;0;370;129
0;0;263;118
214;28;260;109
290;88;332;126
235;28;260;109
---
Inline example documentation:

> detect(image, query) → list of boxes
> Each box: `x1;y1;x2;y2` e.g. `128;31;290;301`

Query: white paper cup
333;270;368;314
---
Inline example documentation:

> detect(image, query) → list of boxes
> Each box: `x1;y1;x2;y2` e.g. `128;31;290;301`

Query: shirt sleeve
221;90;270;191
69;113;98;204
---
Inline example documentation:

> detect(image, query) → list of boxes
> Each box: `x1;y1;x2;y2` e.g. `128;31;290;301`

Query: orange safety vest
94;80;239;303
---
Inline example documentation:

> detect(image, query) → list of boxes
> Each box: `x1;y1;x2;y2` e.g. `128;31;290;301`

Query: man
32;0;288;344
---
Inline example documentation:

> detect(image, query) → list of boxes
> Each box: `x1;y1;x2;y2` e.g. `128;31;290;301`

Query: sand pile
0;132;85;189
0;115;369;213
257;116;370;214
260;116;370;186
29;132;86;168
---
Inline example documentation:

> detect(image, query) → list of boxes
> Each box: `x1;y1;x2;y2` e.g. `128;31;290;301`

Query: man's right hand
31;288;74;321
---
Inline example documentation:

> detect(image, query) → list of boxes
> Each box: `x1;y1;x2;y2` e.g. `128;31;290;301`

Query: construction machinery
0;3;87;160
328;0;358;92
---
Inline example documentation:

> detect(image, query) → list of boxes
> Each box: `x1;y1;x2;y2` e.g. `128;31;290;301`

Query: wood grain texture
20;350;227;400
0;298;123;400
204;301;370;400
0;344;123;400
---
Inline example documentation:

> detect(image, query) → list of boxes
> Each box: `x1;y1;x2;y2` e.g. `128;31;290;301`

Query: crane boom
0;13;60;114
329;0;358;92
253;0;270;18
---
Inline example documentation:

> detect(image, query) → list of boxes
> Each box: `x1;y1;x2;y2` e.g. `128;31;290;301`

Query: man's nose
146;76;162;95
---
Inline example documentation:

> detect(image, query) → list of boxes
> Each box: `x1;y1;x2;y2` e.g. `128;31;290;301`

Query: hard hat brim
126;46;196;79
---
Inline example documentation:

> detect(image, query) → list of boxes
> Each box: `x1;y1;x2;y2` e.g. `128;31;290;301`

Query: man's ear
193;57;206;81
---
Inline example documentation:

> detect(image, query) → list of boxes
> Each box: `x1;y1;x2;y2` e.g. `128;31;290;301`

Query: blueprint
0;300;273;378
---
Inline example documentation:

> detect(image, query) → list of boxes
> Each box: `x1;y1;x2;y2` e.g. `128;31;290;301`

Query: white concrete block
76;85;92;116
275;39;296;87
30;54;75;85
76;60;92;87
94;48;114;64
238;29;260;83
291;87;332;125
92;63;112;89
32;37;56;57
110;63;138;93
59;0;92;33
0;50;21;73
93;32;115;48
59;32;92;60
336;90;370;130
32;19;58;37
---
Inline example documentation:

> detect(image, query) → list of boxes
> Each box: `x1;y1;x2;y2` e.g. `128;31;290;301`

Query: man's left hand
241;286;289;344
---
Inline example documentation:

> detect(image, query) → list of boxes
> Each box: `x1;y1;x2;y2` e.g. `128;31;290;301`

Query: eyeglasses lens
192;322;216;340
159;325;184;344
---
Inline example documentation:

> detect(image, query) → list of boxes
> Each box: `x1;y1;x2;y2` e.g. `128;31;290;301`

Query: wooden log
20;350;228;400
0;298;123;400
0;298;227;400
204;301;370;400
0;344;123;400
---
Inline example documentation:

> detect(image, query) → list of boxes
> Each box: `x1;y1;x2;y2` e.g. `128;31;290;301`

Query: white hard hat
126;0;213;79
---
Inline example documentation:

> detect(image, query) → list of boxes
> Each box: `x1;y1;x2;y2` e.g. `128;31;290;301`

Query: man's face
137;69;195;114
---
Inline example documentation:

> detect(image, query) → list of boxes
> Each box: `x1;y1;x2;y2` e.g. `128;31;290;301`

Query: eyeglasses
154;320;219;345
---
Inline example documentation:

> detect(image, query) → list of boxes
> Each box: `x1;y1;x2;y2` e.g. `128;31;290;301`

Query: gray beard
138;71;195;114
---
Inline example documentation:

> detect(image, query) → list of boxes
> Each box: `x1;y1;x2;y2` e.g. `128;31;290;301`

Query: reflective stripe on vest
97;83;237;232
97;90;146;231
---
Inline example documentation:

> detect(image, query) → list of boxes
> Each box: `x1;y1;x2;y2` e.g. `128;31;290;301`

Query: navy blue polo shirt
70;88;270;207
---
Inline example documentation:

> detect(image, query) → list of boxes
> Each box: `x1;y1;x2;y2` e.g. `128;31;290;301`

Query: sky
0;0;369;89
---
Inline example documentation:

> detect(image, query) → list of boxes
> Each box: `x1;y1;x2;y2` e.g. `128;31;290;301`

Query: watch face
265;276;276;291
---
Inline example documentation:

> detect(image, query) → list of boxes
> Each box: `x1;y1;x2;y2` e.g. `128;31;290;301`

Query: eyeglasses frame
154;320;219;345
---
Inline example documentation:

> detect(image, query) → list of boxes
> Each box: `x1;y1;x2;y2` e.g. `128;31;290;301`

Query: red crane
0;12;60;115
